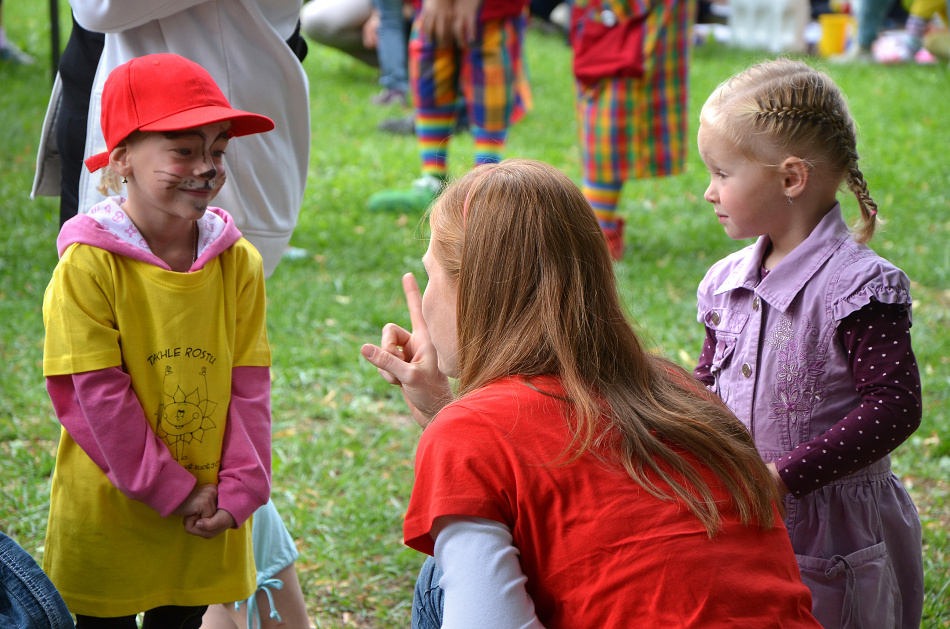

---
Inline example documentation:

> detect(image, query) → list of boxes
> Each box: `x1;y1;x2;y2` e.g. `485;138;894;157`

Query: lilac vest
697;205;922;629
697;205;913;460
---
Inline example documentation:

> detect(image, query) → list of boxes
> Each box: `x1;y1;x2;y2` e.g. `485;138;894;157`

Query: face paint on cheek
178;177;206;190
211;171;227;195
156;168;188;189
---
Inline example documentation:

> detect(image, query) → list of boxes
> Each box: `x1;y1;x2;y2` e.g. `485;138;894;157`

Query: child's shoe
602;218;625;261
371;88;408;107
367;174;445;212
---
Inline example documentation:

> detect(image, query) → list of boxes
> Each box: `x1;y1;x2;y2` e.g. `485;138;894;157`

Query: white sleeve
69;0;211;32
432;516;546;629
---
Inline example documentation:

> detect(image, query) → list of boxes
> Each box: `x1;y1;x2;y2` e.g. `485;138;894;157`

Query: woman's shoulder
418;377;570;481
451;376;563;410
429;377;564;437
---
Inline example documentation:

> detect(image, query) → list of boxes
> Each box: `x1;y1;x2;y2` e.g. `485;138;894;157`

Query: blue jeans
371;0;408;93
0;531;73;629
411;557;444;629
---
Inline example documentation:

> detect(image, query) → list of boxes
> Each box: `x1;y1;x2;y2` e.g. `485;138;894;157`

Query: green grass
1;2;949;626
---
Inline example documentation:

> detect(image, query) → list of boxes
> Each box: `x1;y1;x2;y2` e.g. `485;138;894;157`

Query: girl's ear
780;157;808;200
109;145;131;180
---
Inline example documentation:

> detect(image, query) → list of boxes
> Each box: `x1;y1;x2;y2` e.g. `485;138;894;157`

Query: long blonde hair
428;159;779;536
701;58;878;243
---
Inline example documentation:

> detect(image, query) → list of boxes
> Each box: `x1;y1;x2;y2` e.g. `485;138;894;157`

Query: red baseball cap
84;53;275;172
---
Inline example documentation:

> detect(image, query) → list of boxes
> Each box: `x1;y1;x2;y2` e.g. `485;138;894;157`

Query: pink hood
57;197;243;272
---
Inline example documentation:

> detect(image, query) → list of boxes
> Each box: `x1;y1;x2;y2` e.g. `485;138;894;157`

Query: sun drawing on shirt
156;366;217;461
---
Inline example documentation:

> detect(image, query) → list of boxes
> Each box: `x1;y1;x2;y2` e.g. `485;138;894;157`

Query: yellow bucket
818;13;855;57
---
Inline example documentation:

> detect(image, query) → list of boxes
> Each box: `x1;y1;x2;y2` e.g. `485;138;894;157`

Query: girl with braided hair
694;58;923;629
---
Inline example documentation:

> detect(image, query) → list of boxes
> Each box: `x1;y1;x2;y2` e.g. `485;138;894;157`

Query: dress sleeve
775;302;921;497
433;516;546;629
47;367;196;516
693;327;716;388
215;365;272;527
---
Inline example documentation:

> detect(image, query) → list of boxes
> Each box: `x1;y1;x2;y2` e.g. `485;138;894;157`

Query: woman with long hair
361;158;822;628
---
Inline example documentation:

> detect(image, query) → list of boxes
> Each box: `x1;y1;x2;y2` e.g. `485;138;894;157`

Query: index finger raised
402;272;428;334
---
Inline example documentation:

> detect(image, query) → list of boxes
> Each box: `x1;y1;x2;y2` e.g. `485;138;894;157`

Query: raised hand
361;273;453;427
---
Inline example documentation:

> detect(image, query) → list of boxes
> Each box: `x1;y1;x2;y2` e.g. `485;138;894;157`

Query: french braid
703;59;878;243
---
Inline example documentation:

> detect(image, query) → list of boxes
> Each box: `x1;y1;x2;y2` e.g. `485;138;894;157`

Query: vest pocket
710;335;736;375
703;307;748;335
796;542;900;629
703;308;747;375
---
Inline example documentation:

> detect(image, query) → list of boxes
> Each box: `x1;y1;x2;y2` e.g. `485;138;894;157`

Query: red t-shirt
404;376;821;628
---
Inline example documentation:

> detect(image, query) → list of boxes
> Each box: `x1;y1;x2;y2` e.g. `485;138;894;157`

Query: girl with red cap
42;53;276;628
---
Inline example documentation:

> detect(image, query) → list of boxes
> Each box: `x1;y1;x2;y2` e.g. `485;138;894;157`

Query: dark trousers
54;13;103;227
75;606;207;629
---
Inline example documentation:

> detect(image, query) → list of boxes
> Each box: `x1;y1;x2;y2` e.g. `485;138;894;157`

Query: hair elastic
462;167;497;227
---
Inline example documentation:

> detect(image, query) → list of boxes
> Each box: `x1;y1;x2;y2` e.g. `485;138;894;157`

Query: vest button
741;363;752;378
710;311;721;325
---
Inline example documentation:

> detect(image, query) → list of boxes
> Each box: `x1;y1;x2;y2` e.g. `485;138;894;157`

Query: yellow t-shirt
42;237;270;616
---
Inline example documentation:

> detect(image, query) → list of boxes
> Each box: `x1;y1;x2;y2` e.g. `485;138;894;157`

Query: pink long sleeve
46;367;196;517
216;365;272;526
47;365;272;526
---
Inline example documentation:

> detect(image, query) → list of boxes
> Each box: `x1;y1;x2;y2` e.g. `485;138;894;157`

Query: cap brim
84;106;274;173
85;152;111;172
139;105;275;138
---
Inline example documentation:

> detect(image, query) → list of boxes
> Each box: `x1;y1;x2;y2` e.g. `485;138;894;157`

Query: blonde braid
845;148;879;244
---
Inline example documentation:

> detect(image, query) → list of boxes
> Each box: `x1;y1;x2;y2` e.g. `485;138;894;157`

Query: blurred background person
0;0;35;64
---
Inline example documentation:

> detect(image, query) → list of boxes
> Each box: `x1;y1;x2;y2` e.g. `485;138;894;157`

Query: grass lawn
1;2;948;626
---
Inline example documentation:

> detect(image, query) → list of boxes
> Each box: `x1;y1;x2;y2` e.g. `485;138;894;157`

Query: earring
786;194;793;205
122;176;128;184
